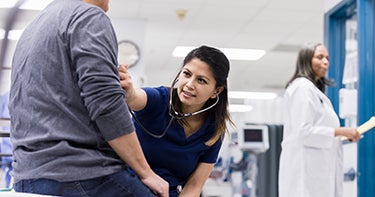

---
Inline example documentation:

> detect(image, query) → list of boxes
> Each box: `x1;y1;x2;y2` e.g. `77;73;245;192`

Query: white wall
324;0;344;12
111;18;146;88
231;96;283;126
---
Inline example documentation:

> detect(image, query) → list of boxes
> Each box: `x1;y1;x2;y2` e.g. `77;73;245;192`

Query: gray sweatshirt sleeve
68;8;134;141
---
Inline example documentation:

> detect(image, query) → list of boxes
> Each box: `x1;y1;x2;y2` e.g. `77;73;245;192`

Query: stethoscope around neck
129;88;219;138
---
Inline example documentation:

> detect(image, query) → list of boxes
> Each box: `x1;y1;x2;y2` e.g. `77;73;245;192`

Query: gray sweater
9;0;134;182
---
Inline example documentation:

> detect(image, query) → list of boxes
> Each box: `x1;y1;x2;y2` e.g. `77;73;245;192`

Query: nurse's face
311;45;329;81
176;58;219;113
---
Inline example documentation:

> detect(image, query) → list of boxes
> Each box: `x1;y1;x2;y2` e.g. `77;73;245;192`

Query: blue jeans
13;170;156;197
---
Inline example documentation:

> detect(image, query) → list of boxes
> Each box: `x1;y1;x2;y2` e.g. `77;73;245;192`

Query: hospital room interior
0;0;374;197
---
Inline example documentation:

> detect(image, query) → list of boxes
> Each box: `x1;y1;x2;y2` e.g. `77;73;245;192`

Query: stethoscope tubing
129;89;219;138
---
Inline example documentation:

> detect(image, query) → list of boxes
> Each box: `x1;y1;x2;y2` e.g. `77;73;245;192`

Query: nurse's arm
179;162;214;197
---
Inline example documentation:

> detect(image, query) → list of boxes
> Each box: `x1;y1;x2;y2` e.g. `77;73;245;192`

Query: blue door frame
325;0;375;197
357;0;375;196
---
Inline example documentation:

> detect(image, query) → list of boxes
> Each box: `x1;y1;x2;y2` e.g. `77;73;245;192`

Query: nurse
118;45;233;197
278;43;361;197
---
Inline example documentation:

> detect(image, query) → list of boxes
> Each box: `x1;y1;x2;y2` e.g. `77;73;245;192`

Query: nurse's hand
336;127;361;142
118;64;148;111
118;64;136;100
118;64;133;91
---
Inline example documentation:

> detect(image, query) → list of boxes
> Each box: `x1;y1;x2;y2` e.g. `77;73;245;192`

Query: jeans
13;170;156;197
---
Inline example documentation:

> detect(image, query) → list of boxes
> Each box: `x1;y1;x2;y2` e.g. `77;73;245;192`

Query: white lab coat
279;77;343;197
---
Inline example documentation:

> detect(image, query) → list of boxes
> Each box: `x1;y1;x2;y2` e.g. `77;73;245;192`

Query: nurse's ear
210;87;224;99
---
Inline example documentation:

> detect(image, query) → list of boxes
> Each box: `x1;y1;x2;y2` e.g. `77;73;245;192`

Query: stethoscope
130;88;219;138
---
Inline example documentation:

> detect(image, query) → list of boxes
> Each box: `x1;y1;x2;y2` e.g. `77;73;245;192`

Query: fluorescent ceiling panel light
20;0;53;10
229;91;277;100
0;29;24;40
229;104;253;113
221;48;265;61
0;0;16;8
172;46;195;57
0;0;53;10
172;46;266;61
8;29;24;40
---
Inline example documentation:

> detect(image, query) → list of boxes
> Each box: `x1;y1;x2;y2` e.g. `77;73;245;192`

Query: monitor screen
238;124;269;152
244;129;263;142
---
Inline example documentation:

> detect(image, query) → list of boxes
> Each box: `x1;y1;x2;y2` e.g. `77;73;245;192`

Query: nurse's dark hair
286;43;333;92
171;45;234;146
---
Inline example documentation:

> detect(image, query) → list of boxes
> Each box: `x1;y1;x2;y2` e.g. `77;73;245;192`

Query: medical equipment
229;124;270;196
237;124;269;153
130;88;219;138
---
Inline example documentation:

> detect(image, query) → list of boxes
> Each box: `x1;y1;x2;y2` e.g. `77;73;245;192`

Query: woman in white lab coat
278;43;361;197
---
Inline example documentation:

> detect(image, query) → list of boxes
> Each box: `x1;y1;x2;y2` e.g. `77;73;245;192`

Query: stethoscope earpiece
169;89;219;120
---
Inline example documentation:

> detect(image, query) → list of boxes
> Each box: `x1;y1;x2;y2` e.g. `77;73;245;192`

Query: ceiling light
229;104;253;113
0;29;24;40
0;0;16;8
229;91;277;100
221;48;265;61
172;46;195;58
172;46;266;61
0;0;53;10
8;29;23;40
20;0;53;10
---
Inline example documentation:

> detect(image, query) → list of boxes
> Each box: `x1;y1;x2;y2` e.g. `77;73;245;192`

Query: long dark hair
286;43;333;92
170;45;234;146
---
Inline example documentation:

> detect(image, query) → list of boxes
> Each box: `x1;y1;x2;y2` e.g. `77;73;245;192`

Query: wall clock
118;40;140;68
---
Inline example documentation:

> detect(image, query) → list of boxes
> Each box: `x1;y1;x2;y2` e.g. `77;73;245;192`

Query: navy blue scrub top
133;86;222;189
